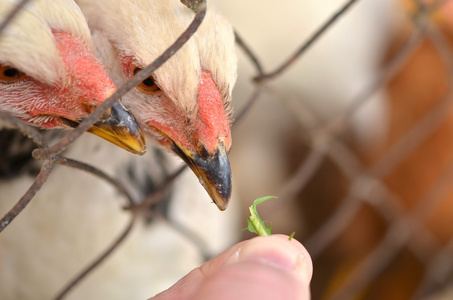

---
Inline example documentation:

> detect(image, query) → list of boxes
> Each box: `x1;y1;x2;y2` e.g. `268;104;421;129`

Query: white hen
77;0;238;210
0;1;240;299
0;0;145;153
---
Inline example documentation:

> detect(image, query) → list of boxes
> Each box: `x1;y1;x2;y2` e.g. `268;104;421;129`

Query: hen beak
63;102;146;155
171;139;232;211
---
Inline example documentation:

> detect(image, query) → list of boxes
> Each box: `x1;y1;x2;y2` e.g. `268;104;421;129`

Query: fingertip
228;234;313;284
152;235;312;300
192;235;312;300
192;258;310;300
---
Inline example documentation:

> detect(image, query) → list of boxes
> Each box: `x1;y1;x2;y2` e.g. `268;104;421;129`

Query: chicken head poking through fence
0;0;146;154
77;0;237;211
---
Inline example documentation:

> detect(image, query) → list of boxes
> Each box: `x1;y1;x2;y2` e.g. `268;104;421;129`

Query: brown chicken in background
360;1;453;298
308;1;453;299
371;0;453;243
226;0;453;299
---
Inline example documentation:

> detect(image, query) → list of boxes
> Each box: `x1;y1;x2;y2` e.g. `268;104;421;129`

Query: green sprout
245;196;276;236
245;196;295;240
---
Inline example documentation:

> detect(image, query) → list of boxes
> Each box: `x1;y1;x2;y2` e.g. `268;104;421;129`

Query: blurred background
218;0;453;299
3;0;453;299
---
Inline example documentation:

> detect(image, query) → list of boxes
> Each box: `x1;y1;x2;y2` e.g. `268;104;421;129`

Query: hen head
83;0;237;210
0;0;145;154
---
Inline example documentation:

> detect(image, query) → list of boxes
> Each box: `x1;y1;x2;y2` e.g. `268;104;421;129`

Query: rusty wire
0;157;54;232
330;147;453;300
0;0;32;36
0;113;50;232
53;215;137;300
2;0;453;299
253;0;360;82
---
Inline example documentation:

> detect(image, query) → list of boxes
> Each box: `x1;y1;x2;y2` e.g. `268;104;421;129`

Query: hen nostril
196;140;210;160
82;101;97;113
82;101;112;119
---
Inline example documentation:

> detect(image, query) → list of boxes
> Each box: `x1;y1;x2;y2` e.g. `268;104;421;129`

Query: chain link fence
1;0;453;299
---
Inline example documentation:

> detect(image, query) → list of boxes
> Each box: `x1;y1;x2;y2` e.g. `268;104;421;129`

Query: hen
77;0;237;210
0;1;239;299
0;0;145;154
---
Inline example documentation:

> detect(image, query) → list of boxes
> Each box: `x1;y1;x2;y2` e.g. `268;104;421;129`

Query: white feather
0;0;91;84
0;134;239;299
77;0;237;122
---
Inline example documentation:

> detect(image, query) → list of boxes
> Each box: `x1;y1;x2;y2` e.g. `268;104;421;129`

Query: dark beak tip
171;139;233;211
216;200;229;211
207;169;232;211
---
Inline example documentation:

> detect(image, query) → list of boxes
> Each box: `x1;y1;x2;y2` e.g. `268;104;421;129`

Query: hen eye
132;66;161;94
0;65;26;84
142;76;155;87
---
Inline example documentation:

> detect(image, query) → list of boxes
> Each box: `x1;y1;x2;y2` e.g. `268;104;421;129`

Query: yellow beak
66;101;146;155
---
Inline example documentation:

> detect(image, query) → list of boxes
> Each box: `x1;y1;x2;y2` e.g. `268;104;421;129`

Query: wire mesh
1;0;453;299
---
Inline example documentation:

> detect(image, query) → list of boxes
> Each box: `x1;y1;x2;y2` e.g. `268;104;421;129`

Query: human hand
151;234;312;300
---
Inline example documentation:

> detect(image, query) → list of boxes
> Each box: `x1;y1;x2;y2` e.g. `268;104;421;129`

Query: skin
151;235;312;300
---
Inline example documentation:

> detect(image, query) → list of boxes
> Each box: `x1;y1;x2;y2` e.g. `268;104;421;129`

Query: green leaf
246;196;276;236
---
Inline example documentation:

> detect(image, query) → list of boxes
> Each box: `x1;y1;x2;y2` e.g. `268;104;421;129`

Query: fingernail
227;235;312;283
